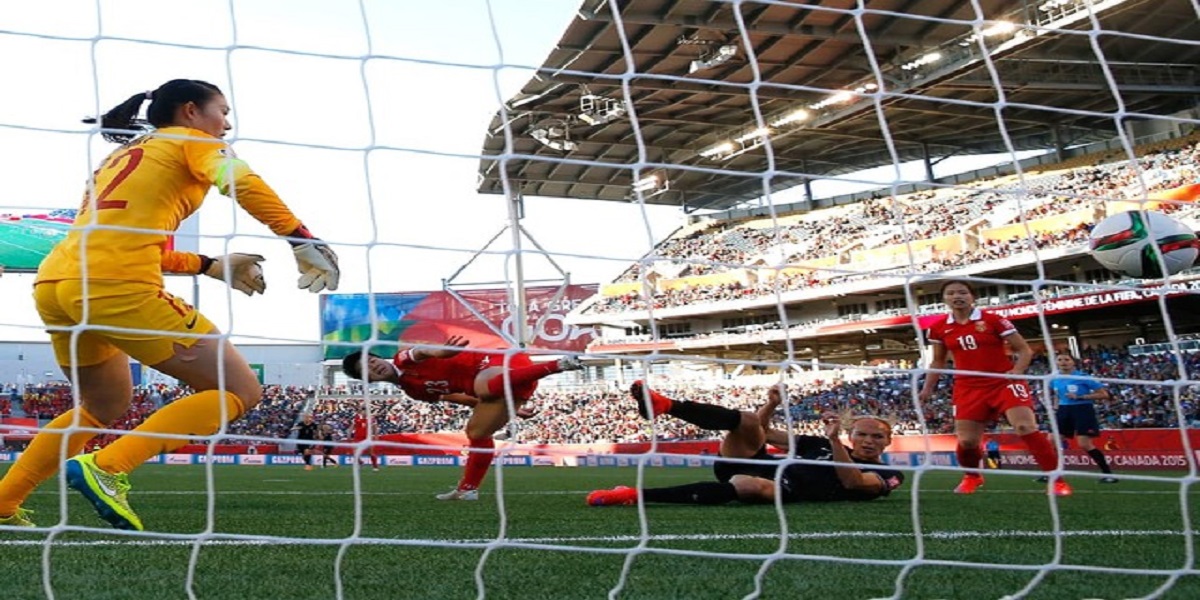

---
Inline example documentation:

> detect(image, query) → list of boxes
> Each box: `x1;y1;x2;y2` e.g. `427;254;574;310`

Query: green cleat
0;507;36;527
65;453;143;531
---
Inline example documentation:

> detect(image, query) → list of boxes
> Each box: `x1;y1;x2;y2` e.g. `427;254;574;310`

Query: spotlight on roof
689;43;737;74
530;119;577;152
578;93;627;126
629;171;670;199
770;108;810;127
698;141;736;159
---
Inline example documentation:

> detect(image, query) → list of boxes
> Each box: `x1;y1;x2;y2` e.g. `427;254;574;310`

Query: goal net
2;0;1199;598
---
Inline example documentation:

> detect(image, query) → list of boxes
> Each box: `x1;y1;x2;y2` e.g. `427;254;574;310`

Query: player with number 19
918;280;1069;496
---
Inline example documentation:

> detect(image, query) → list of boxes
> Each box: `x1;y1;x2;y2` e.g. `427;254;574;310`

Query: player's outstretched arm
201;253;267;296
287;225;340;294
399;335;469;364
758;384;785;434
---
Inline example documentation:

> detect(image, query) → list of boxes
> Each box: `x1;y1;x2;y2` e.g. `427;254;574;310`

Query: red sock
486;362;558;397
1021;432;1059;472
457;437;495;491
956;444;983;476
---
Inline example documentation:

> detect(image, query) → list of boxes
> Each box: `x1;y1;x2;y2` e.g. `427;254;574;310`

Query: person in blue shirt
1049;354;1117;483
985;437;1002;469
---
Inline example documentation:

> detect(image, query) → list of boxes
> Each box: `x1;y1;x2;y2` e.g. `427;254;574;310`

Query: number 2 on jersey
81;148;144;213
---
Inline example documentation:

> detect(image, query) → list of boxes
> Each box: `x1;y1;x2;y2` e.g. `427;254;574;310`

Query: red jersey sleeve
986;312;1018;337
393;349;419;369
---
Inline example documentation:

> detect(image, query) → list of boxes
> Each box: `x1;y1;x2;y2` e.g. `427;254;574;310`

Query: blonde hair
837;409;897;433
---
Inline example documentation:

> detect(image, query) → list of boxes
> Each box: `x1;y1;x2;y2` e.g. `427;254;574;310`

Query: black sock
669;401;742;431
642;481;739;505
1087;448;1113;474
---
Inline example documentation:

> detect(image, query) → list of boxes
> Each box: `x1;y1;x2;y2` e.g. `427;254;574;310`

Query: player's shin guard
457;437;495;491
956;444;984;475
642;482;739;505
669;401;743;431
1021;432;1060;472
485;363;559;398
95;390;245;474
0;407;103;516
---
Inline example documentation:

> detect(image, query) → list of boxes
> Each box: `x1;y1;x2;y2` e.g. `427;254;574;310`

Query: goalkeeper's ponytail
84;79;223;144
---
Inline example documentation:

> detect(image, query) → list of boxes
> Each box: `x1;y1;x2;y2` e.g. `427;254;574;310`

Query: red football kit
926;308;1034;422
391;348;536;402
352;414;370;442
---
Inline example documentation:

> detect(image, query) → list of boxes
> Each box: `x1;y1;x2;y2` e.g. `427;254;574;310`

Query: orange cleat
1052;479;1073;497
629;381;673;419
953;474;984;495
587;485;638;506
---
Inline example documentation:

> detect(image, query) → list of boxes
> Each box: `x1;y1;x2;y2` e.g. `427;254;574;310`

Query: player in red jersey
341;336;581;500
350;408;380;471
918;280;1069;496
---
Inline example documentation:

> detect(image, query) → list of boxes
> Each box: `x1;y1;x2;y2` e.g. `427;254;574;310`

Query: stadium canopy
477;0;1200;212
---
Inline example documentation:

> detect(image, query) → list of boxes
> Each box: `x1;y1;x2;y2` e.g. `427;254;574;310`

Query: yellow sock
0;407;103;516
95;390;245;474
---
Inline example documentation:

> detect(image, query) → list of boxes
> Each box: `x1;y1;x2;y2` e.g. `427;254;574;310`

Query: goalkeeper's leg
0;351;131;524
93;336;258;475
71;337;258;529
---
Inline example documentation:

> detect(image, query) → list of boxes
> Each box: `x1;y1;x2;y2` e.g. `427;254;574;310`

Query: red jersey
352;414;370;440
391;348;492;402
925;308;1018;388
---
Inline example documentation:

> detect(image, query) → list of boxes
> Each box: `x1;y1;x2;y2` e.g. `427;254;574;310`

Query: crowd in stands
591;139;1200;315
6;346;1195;448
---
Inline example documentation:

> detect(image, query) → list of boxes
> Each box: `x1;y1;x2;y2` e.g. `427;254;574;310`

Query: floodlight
530;120;577;152
689;43;737;74
578;93;627;126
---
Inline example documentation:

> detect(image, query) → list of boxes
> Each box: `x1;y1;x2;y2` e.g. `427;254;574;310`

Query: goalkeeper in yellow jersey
0;79;340;531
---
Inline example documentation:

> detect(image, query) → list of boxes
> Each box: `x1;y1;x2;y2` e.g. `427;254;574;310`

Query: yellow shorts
34;280;216;368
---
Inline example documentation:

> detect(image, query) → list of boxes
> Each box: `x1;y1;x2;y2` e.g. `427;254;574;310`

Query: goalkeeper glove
202;253;266;296
287;225;340;293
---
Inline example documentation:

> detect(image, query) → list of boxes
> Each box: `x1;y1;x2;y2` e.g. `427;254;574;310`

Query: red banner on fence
0;418;38;441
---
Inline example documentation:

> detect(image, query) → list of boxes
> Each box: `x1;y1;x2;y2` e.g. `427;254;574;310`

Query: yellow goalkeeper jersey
37;126;303;285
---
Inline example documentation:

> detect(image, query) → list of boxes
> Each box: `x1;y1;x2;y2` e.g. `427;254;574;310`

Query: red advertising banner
0;418;39;441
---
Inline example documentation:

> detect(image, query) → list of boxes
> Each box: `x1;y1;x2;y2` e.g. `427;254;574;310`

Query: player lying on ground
588;383;904;506
341;335;581;500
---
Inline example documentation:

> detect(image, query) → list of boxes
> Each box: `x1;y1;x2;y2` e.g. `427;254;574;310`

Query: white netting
2;0;1200;598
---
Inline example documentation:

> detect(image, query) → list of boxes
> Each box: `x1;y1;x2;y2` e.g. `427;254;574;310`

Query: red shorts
952;381;1035;423
480;352;539;400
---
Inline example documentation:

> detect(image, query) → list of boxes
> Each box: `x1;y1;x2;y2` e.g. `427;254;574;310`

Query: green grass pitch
3;465;1199;599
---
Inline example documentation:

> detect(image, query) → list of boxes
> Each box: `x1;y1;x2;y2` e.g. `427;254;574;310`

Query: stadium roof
477;0;1200;212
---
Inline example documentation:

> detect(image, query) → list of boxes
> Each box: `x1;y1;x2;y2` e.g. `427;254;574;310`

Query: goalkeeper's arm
200;148;340;293
285;224;340;293
162;250;267;296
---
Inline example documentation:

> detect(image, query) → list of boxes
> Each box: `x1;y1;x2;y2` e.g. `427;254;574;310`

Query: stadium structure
476;0;1200;373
